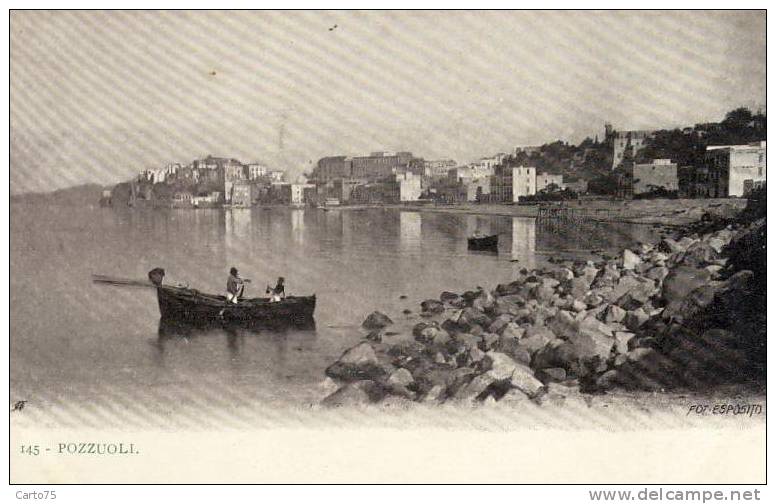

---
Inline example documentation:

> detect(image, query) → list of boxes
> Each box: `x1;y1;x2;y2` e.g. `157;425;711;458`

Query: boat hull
467;234;499;250
156;286;316;329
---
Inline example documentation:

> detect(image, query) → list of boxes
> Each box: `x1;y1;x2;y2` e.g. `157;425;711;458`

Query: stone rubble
322;211;765;407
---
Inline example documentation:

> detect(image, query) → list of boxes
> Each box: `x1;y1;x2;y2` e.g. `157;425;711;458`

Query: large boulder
566;276;593;299
621;249;641;270
421;299;445;314
624;308;650;331
482;351;544;397
461;307;492;328
322;380;386;407
657;238;684;255
666;284;718;322
591;264;621;290
519;327;554;354
677;241;719;268
662;266;712;314
603;304;626;323
609;274;658;305
614;331;636;354
645;266;670;283
325;342;387;382
362;311;393;330
414;325;451;346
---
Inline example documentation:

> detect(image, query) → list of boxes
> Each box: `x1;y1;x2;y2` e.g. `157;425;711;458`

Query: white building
512;166;537;201
491;165;536;202
705;141;766;197
395;172;422;201
246;163;269;180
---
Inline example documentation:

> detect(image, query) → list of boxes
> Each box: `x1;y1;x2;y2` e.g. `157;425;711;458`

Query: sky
10;10;766;194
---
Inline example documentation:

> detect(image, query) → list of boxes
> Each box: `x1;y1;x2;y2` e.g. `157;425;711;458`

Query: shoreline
325;198;746;227
320;197;765;408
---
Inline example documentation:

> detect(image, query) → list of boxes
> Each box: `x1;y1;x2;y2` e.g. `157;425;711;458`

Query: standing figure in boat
226;267;246;303
266;277;285;303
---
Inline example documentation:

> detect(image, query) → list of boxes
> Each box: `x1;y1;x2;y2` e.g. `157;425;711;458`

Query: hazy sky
10;10;765;194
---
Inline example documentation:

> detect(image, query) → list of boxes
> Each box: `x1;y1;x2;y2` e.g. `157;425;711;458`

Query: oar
92;274;156;288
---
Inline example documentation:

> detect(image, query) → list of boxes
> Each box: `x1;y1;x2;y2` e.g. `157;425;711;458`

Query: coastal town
104;108;766;210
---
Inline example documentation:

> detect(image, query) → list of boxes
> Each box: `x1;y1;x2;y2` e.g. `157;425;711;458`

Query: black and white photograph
7;9;767;487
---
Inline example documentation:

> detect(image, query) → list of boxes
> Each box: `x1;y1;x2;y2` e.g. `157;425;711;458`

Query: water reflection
510;217;536;269
154;317;317;370
399;211;421;252
291;209;305;245
465;214;494;238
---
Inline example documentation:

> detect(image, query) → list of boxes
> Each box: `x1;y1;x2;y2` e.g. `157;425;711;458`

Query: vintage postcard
8;10;766;485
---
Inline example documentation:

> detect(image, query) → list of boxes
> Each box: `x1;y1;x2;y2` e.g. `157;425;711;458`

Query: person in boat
226;267;246;303
266;277;285;303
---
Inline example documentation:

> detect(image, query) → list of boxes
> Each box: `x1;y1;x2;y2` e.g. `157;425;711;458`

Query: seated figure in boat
226;267;246;303
266;277;285;303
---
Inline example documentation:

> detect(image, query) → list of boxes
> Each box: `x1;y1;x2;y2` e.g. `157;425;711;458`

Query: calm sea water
10;204;659;427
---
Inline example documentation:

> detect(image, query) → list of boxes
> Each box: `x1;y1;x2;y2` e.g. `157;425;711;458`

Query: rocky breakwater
321;213;765;408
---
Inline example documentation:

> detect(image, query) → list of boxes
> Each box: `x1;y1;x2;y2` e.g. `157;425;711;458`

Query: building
246;163;269;180
423;159;457;178
606;124;652;169
395;172;422;202
536;172;565;193
632;159;678;195
351;151;414;181
617;159;678;198
228;180;253;206
314;156;353;182
491;165;536;203
266;170;285;183
515;146;540;156
704;142;766;197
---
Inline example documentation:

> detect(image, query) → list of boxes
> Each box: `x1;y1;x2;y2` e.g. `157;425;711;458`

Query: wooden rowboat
148;268;316;328
467;234;499;251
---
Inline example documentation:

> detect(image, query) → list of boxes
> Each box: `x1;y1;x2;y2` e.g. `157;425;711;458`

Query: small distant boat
467;234;499;251
148;268;316;328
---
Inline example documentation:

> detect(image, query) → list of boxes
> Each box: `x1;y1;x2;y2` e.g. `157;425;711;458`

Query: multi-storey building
704;141;766;197
423;159;457;178
314;156;353;182
491;165;536;202
246;163;269;180
350;151;414;181
605;124;652;169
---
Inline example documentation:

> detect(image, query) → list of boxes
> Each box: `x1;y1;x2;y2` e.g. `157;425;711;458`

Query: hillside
10;183;107;206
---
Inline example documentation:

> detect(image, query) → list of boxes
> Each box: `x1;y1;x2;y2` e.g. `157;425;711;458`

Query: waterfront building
632;159;678;194
616;159;678;198
351;151;414;181
266;170;286;182
704;141;766;197
491;165;536;202
395;172;422;201
246;163;269;180
423;159;457;178
315;156;353;182
605;124;653;169
536;172;565;193
228;180;253;206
